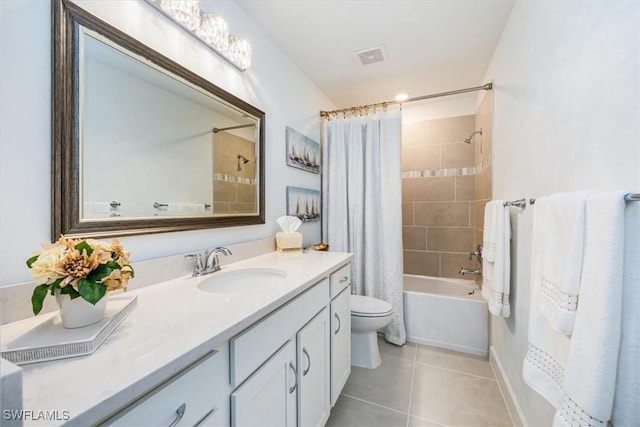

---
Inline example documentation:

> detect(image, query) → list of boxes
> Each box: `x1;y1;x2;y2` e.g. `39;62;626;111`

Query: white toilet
350;295;393;369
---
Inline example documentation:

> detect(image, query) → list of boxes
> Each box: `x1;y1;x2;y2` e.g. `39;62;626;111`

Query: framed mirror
52;0;265;240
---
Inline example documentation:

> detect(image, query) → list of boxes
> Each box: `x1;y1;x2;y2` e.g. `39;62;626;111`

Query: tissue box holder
276;232;303;252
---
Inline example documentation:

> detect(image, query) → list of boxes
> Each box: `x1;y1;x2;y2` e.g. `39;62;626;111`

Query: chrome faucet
469;244;483;263
185;247;233;277
205;247;232;273
459;268;482;277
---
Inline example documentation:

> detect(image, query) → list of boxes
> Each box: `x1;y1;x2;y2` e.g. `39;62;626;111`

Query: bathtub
403;274;488;356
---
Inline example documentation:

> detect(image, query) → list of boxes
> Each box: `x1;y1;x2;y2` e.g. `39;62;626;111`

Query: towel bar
503;199;527;209
529;193;639;204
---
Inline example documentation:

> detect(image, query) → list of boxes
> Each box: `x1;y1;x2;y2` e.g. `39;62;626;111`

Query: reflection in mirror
80;29;259;220
53;0;265;239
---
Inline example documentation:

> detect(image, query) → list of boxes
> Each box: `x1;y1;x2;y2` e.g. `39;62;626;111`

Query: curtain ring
382;102;388;112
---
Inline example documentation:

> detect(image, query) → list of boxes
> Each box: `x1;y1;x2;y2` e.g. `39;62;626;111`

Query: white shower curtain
322;110;406;345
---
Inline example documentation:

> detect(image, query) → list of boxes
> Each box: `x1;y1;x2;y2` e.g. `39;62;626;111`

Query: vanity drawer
230;278;330;387
104;350;228;427
330;264;351;299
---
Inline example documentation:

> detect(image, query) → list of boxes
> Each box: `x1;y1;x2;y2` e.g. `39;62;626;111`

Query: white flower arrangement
27;235;134;315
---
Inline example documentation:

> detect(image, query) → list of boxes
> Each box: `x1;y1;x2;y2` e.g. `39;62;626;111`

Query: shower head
464;129;483;144
237;154;250;171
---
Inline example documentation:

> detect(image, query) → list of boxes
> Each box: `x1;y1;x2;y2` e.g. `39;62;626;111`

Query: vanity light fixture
227;37;252;71
159;0;200;32
196;13;229;53
148;0;252;71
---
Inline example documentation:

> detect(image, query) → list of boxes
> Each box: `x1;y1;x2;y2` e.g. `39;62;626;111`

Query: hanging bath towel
538;190;593;336
553;191;627;427
481;200;511;317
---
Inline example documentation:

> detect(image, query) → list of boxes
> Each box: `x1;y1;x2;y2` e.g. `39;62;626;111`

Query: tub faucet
459;268;482;277
185;247;233;277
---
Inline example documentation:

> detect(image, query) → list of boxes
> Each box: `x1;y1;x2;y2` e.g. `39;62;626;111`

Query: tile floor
326;337;513;427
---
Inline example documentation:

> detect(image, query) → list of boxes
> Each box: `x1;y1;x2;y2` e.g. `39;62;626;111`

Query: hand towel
612;198;639;425
167;203;206;213
483;200;499;263
553;190;627;427
481;200;511;317
523;196;571;408
538;190;593;336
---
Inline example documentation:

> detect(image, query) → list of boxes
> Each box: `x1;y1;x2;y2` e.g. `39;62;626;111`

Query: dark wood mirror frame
52;0;265;241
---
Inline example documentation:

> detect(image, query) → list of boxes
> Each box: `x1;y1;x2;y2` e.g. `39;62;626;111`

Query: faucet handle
185;253;204;276
468;245;483;262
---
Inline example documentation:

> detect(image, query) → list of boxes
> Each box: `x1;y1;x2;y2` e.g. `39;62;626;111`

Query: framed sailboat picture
286;127;320;173
286;186;321;223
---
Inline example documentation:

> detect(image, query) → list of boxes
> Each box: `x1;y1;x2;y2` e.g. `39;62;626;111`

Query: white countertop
3;250;352;426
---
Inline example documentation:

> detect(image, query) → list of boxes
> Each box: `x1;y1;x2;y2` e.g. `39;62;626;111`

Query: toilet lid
351;295;393;317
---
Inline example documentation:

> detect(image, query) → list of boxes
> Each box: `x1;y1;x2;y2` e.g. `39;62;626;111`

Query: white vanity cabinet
230;278;330;427
103;348;230;427
297;307;331;427
329;265;351;406
231;340;297;426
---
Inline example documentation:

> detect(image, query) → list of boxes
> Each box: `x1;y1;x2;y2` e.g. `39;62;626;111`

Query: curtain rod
320;83;493;118
212;123;256;133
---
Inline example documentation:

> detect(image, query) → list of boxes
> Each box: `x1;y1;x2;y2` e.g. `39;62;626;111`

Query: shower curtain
322;110;406;345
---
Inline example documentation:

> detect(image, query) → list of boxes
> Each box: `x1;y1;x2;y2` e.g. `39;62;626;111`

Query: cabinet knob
302;347;311;376
168;403;186;427
339;276;349;283
334;312;341;335
288;362;298;394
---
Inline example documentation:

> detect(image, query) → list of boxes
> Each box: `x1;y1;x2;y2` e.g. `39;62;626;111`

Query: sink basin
197;267;288;294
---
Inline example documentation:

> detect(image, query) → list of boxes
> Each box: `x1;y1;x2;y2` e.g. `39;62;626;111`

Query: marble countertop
3;250;352;426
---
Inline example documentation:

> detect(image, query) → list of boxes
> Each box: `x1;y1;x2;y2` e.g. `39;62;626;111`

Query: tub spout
459;268;482;277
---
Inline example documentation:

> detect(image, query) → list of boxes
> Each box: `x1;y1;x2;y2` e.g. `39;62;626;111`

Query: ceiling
237;0;514;109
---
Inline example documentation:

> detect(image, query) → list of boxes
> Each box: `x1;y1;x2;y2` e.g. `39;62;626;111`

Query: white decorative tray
1;294;137;365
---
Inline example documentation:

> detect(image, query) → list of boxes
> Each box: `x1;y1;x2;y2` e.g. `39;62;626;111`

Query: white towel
553;190;627;426
483;200;499;262
612;198;639;425
538;190;593;336
167;203;206;213
481;200;511;317
523;196;571;407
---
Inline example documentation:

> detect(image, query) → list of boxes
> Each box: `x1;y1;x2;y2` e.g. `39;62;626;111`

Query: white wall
0;0;334;286
483;1;640;425
85;56;214;216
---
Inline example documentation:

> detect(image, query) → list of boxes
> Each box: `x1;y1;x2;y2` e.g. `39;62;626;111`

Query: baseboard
490;345;526;427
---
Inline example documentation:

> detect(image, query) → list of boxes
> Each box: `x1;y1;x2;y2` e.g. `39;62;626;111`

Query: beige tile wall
212;131;257;214
402;114;488;278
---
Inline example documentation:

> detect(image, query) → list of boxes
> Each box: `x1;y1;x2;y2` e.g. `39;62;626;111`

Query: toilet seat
351;295;393;318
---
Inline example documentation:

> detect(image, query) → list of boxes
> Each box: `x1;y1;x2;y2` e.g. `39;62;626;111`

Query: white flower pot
55;292;107;329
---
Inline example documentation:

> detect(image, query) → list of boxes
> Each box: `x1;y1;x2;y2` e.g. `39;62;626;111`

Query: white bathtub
403;274;488;356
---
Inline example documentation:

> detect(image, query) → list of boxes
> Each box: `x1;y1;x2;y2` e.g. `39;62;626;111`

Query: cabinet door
231;340;297;427
297;307;330;427
330;288;351;406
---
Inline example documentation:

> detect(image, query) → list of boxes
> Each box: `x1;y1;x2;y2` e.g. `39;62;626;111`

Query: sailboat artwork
286;127;320;174
286;186;321;223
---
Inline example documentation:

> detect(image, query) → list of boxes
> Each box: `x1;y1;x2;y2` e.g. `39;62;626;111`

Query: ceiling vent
354;46;386;65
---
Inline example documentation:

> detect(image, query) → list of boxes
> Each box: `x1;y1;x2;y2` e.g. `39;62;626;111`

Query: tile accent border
402;156;492;179
213;173;256;185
